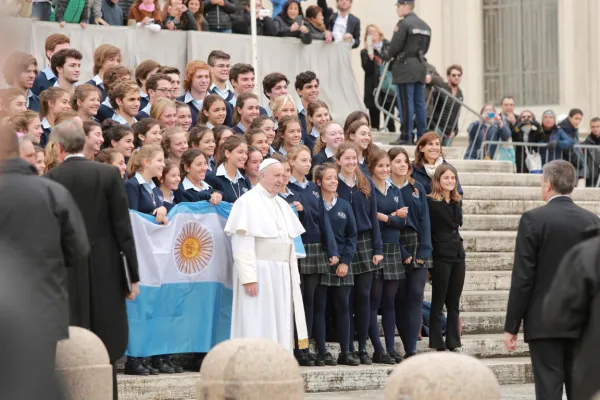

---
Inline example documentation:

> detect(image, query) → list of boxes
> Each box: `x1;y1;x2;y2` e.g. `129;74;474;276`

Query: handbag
525;146;543;174
379;64;397;96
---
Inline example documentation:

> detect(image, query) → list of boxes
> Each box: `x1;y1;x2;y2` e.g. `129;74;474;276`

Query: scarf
139;2;155;12
307;18;326;32
423;156;444;178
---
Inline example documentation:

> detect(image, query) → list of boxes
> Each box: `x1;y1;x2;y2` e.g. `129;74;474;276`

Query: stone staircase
116;133;600;399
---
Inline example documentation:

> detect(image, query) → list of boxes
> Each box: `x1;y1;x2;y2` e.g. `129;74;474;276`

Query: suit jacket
0;158;89;342
45;156;139;362
427;197;465;260
504;196;600;341
318;0;360;49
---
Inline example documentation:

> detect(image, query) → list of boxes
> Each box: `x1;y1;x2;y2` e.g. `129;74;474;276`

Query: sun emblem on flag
174;222;214;275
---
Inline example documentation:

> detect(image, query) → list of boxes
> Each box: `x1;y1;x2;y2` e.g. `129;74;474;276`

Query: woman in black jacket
360;24;393;132
511;110;540;173
273;0;312;44
162;0;198;30
427;163;465;352
303;5;332;41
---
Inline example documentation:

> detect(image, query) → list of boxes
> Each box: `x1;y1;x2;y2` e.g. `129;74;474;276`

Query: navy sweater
176;93;201;127
327;198;357;266
27;93;40;112
411;160;463;195
125;178;165;214
287;180;338;258
204;171;251;203
375;184;407;245
85;78;107;101
32;69;56;96
312;149;335;167
336;177;383;256
96;103;115;123
394;179;432;260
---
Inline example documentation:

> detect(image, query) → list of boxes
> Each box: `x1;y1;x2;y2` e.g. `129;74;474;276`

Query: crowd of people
0;8;467;384
6;0;361;47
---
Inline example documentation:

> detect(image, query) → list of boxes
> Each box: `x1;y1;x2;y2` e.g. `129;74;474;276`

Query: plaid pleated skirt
375;243;406;280
352;231;383;275
298;243;330;275
401;228;433;269
320;262;354;286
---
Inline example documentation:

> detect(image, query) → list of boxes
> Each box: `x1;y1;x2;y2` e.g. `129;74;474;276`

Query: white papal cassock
224;183;308;351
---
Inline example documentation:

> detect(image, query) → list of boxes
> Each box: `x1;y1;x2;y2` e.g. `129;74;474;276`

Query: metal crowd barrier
373;60;486;145
482;140;600;187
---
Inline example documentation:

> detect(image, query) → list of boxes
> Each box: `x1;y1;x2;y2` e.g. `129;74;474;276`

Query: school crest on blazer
337;212;346;219
394;196;399;203
412;191;420;198
242;187;249;193
312;191;320;199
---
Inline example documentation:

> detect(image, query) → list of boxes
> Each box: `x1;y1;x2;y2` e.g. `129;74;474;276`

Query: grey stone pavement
305;385;568;399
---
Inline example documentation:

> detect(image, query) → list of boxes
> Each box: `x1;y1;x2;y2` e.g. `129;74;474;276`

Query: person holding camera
511;110;541;173
386;0;432;146
463;104;510;160
231;0;276;36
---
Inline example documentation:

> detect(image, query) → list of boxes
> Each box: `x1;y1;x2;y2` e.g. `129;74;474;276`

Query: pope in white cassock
224;159;309;351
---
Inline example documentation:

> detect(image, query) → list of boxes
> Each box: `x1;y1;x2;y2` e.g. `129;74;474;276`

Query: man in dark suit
317;0;361;49
0;124;89;400
504;160;599;400
45;120;140;399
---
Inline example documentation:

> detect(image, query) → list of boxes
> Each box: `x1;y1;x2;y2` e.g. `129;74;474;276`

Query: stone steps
463;214;521;231
373;144;465;160
459;173;541;187
463;200;600;214
116;357;533;398
462;231;517;253
424;290;509;312
463;187;600;201
313;333;527;360
466;252;513;271
441;160;515;173
422;271;510;291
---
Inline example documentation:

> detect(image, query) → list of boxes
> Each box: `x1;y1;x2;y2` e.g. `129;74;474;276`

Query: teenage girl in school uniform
287;145;339;367
387;146;432;360
39;87;71;147
231;92;260;135
179;148;222;204
199;94;227;129
368;150;408;364
161;127;189;165
305;100;330;154
188;125;216;171
132;118;163;148
335;142;383;365
344;120;375;176
275;115;303;156
245;128;270;159
313;163;360;367
251;115;277;156
310;121;345;179
244;146;263;188
174;100;192;132
102;120;136;162
204;135;251;204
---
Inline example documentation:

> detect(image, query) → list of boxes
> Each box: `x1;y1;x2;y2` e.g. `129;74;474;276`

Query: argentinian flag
125;201;306;357
126;202;234;357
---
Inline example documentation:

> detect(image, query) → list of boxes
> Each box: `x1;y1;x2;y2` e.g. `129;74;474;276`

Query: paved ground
304;384;567;399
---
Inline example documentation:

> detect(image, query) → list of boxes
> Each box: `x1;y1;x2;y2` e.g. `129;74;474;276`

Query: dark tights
314;284;352;354
295;273;320;353
368;277;400;354
395;267;428;355
348;271;374;352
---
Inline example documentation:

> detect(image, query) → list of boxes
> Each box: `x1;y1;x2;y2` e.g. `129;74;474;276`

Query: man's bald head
0;125;19;161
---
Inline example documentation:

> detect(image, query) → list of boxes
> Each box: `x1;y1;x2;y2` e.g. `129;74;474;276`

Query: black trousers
429;258;465;349
528;339;575;400
368;105;396;132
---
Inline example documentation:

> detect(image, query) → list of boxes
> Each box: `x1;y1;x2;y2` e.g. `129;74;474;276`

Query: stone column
384;352;501;400
197;338;304;400
55;326;113;400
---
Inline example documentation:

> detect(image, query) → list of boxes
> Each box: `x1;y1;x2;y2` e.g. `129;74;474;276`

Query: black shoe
316;352;337;366
124;358;150;376
436;348;447;352
295;353;315;367
357;350;372;365
142;358;159;375
336;352;360;366
372;352;396;365
404;351;416;359
389;350;404;364
165;357;184;373
152;357;175;374
448;348;460;353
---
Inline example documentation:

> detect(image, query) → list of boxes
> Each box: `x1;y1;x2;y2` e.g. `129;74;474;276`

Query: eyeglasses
155;87;171;93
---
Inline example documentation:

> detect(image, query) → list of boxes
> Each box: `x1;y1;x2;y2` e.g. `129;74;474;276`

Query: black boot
315;352;337;366
372;352;396;365
124;357;149;376
295;352;315;367
151;356;175;374
357;350;372;365
164;356;184;373
336;352;360;366
389;350;403;364
142;358;159;375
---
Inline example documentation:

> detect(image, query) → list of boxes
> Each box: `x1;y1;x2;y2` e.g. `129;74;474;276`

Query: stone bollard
197;338;304;400
384;352;501;400
55;326;113;400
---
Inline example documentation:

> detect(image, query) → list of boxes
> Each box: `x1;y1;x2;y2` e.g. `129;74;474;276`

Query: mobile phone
259;8;271;17
487;112;496;119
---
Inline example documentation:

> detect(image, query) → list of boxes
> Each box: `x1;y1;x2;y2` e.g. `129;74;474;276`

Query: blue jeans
31;2;52;20
396;82;427;143
211;28;232;33
395;267;428;355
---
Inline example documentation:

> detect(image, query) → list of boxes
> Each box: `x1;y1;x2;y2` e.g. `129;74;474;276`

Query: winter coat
360;39;390;109
203;0;236;30
273;13;312;44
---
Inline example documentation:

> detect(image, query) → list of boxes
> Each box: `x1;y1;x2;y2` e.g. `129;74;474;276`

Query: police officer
386;0;431;145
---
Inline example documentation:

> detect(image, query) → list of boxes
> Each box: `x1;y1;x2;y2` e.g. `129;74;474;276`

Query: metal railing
373;60;486;145
482;140;600;187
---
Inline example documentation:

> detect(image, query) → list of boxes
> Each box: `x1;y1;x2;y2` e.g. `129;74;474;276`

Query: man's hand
425;74;432;84
503;332;517;352
127;282;140;301
343;33;353;42
244;282;258;297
